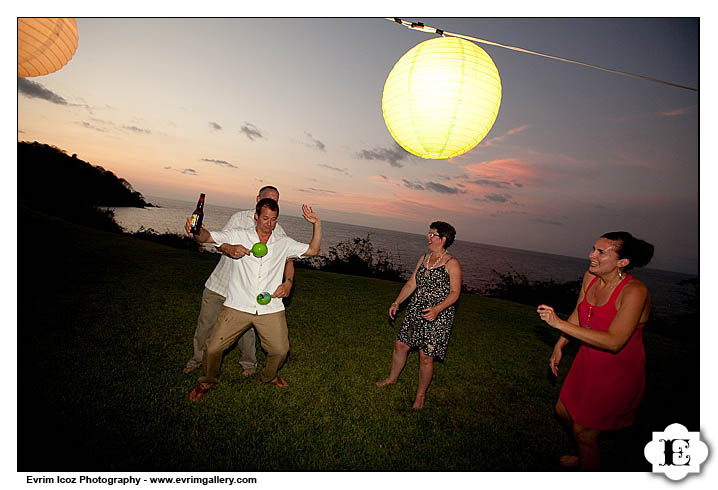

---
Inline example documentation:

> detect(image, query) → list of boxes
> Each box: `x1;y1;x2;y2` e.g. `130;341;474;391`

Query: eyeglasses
427;232;441;239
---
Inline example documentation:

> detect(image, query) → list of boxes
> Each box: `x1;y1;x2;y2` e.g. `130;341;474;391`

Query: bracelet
391;302;399;306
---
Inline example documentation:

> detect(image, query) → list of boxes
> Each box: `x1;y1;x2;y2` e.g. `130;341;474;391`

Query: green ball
256;292;272;305
252;242;268;257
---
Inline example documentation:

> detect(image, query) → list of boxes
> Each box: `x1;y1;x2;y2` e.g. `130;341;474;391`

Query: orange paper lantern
18;18;79;77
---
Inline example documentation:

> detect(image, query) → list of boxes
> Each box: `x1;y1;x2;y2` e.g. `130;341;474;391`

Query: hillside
17;141;153;209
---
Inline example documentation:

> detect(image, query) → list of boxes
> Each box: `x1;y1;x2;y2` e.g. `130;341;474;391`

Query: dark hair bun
601;231;654;270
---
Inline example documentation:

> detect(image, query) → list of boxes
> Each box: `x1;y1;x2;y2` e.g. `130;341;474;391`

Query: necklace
424;250;447;277
585;273;624;328
598;275;623;295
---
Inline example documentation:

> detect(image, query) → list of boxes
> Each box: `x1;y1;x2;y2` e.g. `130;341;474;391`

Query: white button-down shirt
208;227;308;315
204;210;286;297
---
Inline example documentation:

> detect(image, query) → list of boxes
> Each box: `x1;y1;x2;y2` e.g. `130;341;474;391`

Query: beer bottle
189;193;205;236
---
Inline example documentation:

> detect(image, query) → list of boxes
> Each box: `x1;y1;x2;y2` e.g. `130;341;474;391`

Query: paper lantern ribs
18;18;79;77
382;37;502;159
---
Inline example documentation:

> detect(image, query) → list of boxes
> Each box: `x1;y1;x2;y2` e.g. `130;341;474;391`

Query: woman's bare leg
555;399;579;467
412;350;434;409
376;340;410;386
573;423;601;470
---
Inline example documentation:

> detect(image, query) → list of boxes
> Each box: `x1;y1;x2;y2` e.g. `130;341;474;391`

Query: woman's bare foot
375;378;396;387
559;455;579;468
242;368;256;377
411;395;425;410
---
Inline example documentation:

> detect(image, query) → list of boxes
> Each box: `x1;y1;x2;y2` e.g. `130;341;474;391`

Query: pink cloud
601;105;697;123
464;158;540;182
328;178;478;221
482;124;531;147
661;105;697;117
368;175;398;185
459;151;606;192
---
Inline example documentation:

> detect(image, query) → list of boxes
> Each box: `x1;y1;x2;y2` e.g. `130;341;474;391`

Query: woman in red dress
537;231;654;470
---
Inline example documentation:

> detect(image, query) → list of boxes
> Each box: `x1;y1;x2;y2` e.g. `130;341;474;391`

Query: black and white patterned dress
396;257;456;360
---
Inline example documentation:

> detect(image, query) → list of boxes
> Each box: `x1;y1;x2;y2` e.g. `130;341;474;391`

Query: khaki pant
199;307;289;384
185;287;257;371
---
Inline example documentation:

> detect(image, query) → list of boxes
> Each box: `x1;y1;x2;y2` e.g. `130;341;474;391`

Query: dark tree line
18;141;154;233
18;141;152;210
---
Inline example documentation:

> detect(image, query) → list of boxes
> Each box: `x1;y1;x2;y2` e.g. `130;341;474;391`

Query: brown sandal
559;455;579;468
269;376;289;388
188;383;212;402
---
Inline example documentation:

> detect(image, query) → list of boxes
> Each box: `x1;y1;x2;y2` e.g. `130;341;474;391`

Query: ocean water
108;195;697;323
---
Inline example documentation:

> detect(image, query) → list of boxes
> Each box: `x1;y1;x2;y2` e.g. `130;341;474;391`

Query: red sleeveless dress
559;274;646;430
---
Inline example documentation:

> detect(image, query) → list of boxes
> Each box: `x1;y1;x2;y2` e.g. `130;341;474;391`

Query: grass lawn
17;206;699;472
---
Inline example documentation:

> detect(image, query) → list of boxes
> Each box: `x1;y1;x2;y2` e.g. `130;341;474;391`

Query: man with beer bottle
185;197;322;400
183;186;295;377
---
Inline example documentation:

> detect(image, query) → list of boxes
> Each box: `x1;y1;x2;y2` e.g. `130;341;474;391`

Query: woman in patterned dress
376;221;462;409
537;231;654;470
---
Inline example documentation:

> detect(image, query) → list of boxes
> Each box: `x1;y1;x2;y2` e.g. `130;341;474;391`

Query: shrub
480;269;582;315
127;226;201;252
678;277;699;309
646;278;698;342
297;235;407;282
62;205;126;234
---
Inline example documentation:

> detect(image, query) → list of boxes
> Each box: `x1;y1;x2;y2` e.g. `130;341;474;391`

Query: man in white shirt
187;197;322;401
183;186;294;376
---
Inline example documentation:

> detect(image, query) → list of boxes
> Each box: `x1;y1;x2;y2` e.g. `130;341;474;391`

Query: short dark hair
256;197;279;217
430;221;456;248
601;231;654;270
258;185;279;199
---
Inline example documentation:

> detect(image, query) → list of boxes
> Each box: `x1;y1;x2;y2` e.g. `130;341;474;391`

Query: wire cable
386;18;698;92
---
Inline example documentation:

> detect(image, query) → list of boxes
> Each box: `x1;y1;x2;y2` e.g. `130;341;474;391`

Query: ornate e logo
644;423;709;481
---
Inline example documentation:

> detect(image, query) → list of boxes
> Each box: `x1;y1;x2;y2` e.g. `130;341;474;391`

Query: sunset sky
16;16;700;274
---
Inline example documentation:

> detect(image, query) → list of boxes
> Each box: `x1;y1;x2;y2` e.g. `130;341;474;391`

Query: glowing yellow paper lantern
382;37;502;159
18;18;79;77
